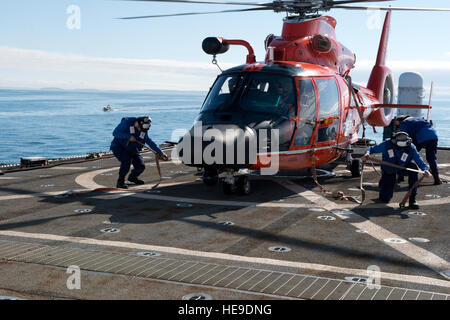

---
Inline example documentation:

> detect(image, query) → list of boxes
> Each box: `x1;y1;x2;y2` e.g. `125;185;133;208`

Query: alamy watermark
66;265;81;290
67;5;81;30
367;265;381;289
366;8;382;30
170;121;280;175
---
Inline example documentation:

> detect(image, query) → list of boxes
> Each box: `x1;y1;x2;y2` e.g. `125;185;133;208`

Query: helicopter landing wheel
223;180;237;195
236;176;251;195
202;168;218;186
350;159;362;177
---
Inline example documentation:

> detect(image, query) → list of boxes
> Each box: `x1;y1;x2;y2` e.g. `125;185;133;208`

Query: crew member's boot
409;194;419;209
128;175;145;185
116;176;128;189
432;172;442;185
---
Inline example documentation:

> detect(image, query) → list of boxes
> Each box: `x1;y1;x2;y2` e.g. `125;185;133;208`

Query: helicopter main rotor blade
119;6;272;19
331;0;393;5
118;0;394;9
333;5;450;12
118;0;273;7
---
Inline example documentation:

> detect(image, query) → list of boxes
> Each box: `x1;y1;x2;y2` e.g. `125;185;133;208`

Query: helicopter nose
177;124;257;169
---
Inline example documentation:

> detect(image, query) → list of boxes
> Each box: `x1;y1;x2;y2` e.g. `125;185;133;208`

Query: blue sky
0;0;449;95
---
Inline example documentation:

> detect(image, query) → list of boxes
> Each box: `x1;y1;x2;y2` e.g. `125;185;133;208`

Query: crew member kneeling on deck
395;116;441;185
361;132;431;209
110;116;168;189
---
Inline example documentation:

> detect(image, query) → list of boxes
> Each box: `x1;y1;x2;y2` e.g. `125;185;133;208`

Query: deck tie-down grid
0;240;448;300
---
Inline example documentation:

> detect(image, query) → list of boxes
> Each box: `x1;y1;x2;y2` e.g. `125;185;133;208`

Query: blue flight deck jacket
399;117;438;145
366;140;429;174
110;117;163;155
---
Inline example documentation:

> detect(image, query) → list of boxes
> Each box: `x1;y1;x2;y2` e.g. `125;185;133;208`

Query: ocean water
0;89;449;164
0;89;205;164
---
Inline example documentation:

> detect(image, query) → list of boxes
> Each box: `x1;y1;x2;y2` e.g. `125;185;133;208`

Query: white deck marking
129;192;314;208
0;230;449;288
281;181;450;277
75;168;116;189
73;168;316;208
49;166;87;170
0;190;89;201
0;177;20;180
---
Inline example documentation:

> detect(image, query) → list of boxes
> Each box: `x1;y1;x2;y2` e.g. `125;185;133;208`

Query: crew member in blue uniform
110;116;168;189
362;132;431;209
395;116;441;185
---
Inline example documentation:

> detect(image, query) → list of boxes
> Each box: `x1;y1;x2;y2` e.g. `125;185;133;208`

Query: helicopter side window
294;79;316;147
202;74;241;112
316;78;339;142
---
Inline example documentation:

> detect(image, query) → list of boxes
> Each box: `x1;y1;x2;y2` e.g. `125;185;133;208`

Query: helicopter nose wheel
222;172;251;195
237;176;251;195
202;167;218;186
349;159;363;177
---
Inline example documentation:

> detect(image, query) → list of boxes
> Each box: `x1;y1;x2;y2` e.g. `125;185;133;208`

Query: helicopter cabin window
316;78;339;142
202;74;242;112
239;74;296;117
294;79;316;147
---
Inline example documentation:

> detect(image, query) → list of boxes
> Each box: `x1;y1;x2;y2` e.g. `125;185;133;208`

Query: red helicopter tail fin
367;11;394;101
365;11;395;127
375;10;391;66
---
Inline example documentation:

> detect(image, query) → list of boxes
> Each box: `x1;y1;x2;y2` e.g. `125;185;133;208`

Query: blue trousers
416;139;438;176
379;163;418;203
111;146;145;178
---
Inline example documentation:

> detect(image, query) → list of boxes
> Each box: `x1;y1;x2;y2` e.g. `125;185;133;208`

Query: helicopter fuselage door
279;78;317;170
312;77;341;166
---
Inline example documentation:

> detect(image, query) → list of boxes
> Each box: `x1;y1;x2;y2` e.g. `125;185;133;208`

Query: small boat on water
103;105;113;112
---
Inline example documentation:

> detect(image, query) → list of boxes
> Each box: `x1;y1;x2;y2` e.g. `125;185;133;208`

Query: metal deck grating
0;240;449;300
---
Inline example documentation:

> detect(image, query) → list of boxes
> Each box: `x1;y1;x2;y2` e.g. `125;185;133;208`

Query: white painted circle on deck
217;221;234;226
408;211;427;216
137;251;161;257
317;216;336;221
345;276;368;283
176;203;193;208
183;293;212;300
74;209;92;214
268;246;291;253
330;209;354;215
384;238;407;244
308;208;326;212
100;228;120;233
408;237;430;243
145;190;161;194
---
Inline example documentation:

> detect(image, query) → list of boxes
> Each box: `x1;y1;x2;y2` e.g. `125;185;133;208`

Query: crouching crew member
362;132;431;209
110;116;168;189
395;116;441;185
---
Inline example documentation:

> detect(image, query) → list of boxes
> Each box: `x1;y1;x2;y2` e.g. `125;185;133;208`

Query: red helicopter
120;0;450;195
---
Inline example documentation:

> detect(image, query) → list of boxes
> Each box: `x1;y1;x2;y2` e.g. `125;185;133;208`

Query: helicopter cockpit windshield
201;73;296;117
